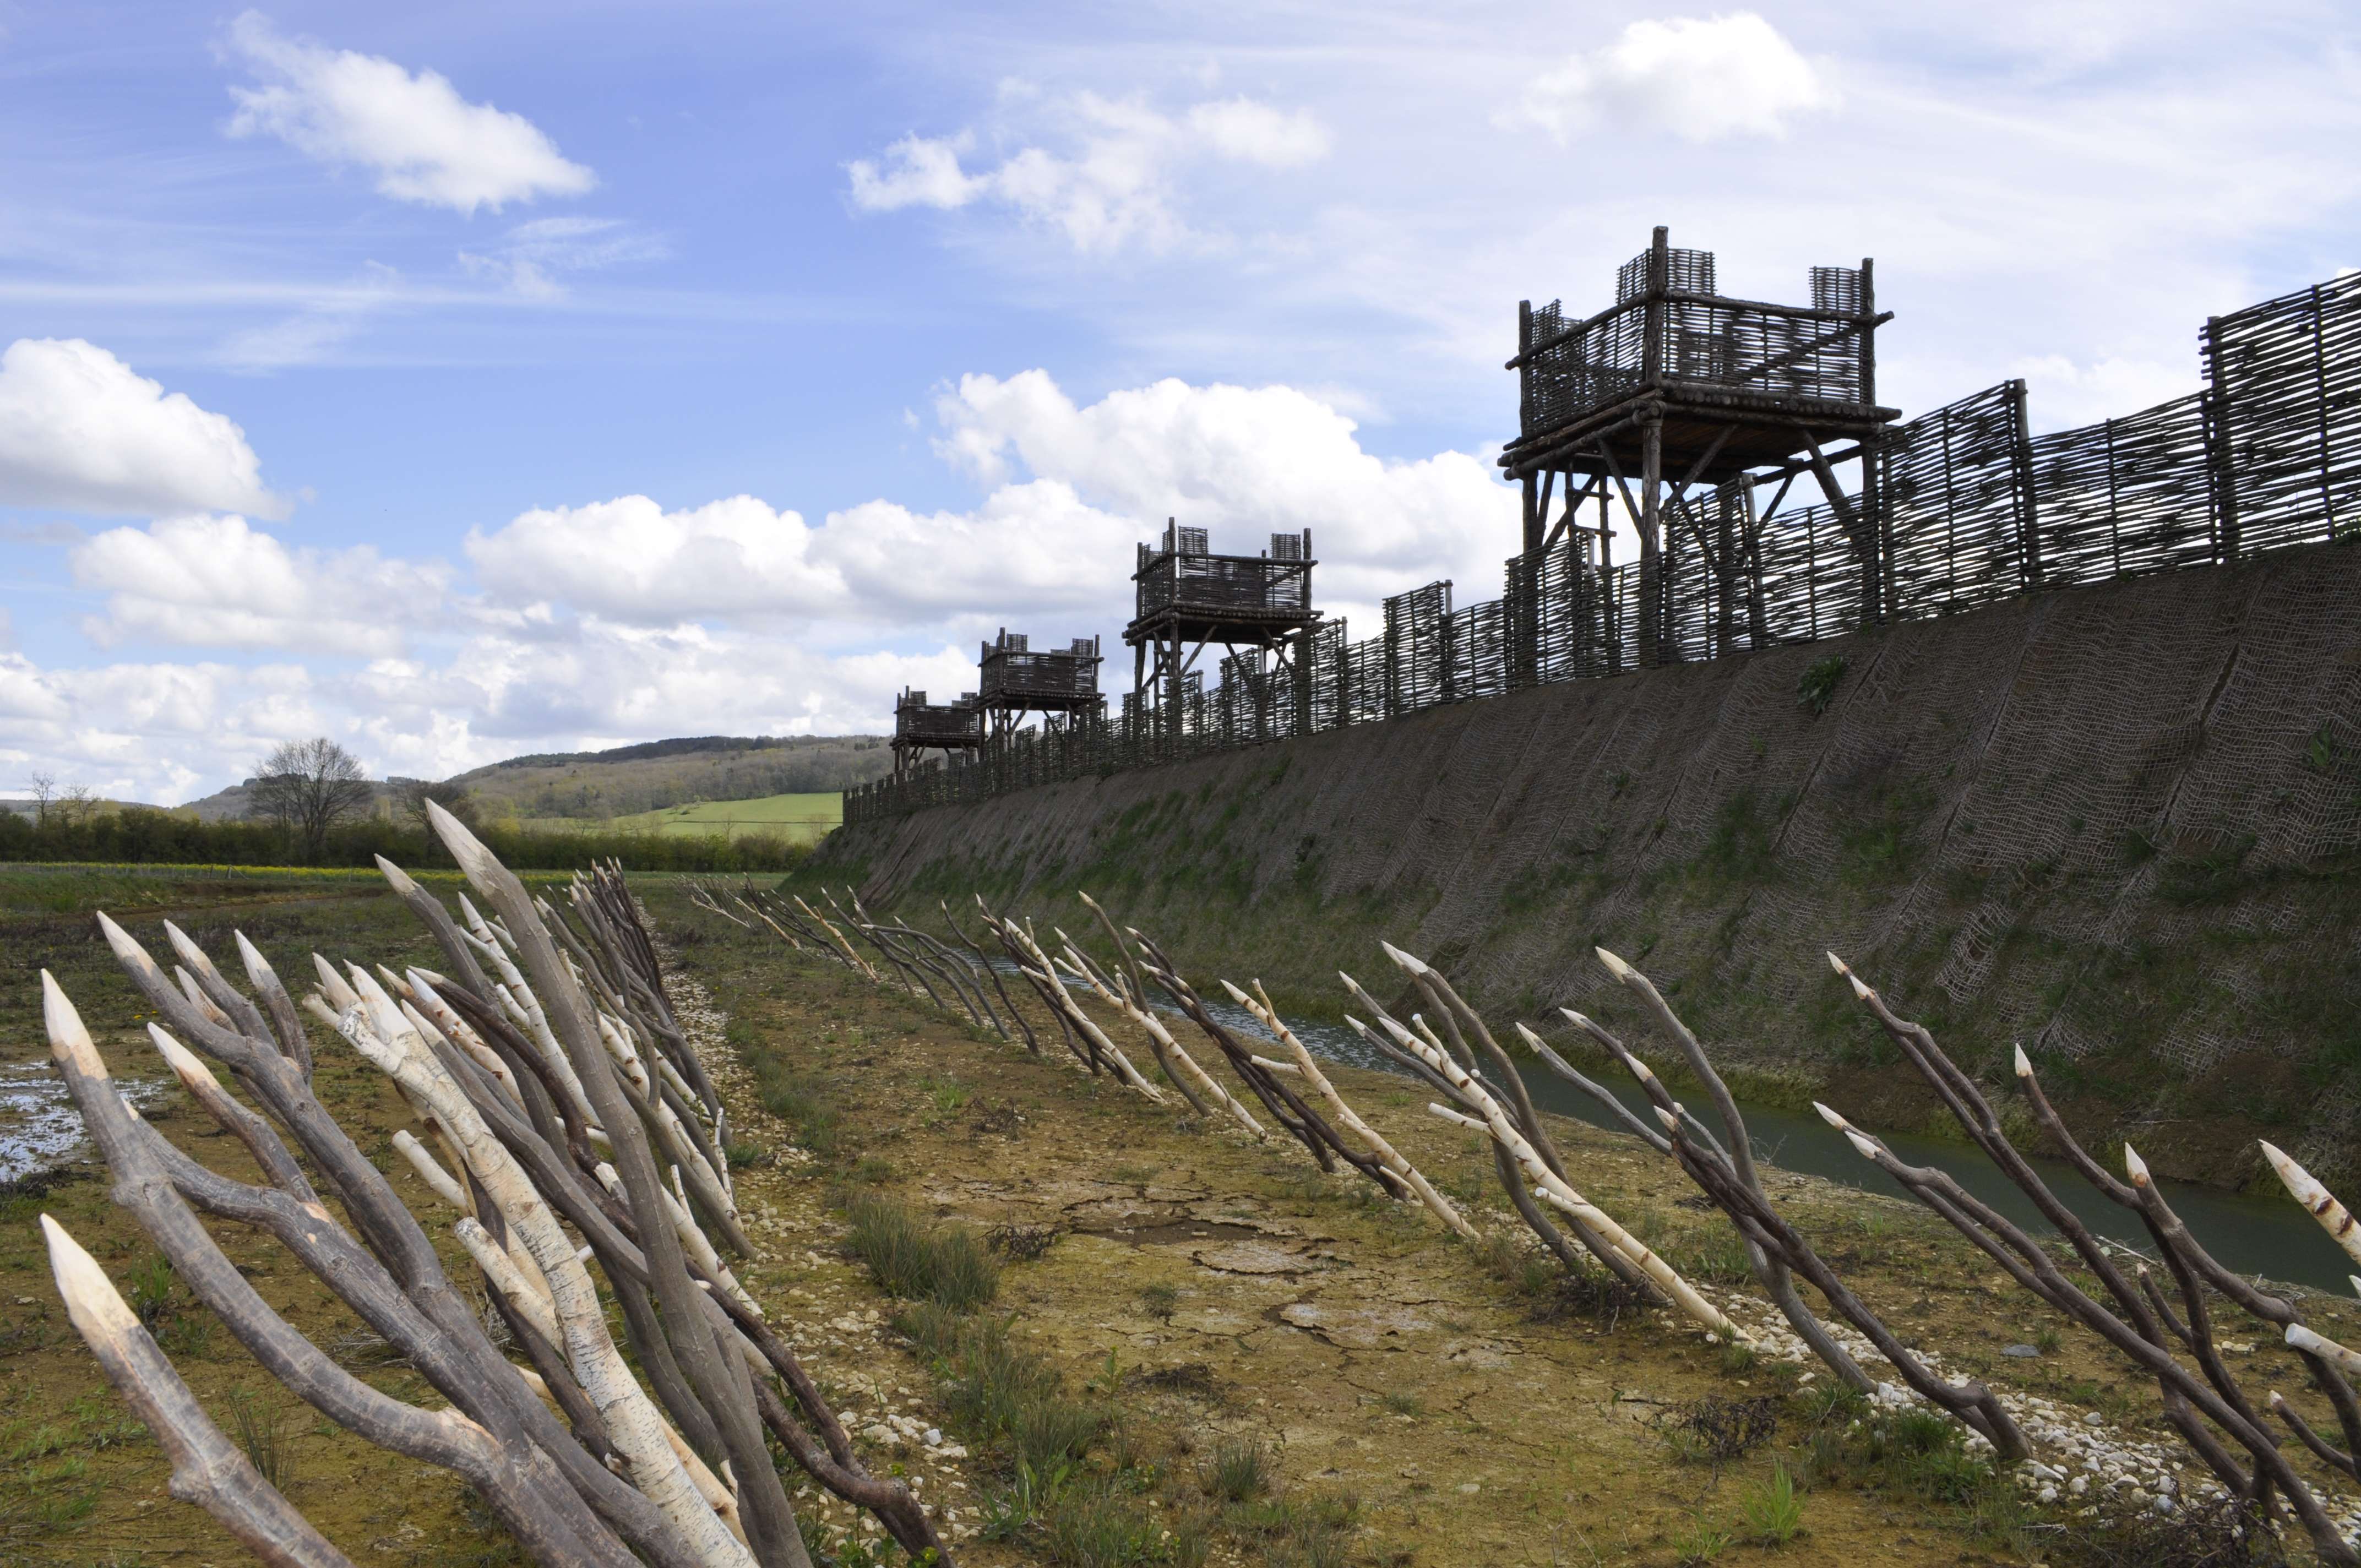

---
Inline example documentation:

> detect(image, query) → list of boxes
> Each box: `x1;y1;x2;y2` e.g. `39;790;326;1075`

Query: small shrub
1379;1391;1423;1418
723;1141;772;1169
1739;1462;1804;1545
986;1224;1059;1262
1139;1284;1179;1322
1655;1395;1779;1464
2061;1493;2288;1567
1798;654;1848;716
844;1194;998;1310
1199;1436;1273;1503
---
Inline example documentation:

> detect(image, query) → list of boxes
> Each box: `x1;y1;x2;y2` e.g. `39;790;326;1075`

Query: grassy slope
814;544;2361;1194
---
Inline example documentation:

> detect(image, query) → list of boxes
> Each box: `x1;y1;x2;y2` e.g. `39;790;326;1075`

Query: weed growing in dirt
1672;1512;1734;1565
1379;1391;1423;1418
843;1194;998;1310
1739;1462;1804;1545
123;1256;175;1329
1199;1436;1272;1502
723;1140;772;1169
225;1390;296;1491
1139;1284;1179;1322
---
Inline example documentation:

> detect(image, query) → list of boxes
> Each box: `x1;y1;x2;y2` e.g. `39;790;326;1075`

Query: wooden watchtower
1500;225;1898;661
1124;521;1319;738
976;630;1105;744
890;689;982;777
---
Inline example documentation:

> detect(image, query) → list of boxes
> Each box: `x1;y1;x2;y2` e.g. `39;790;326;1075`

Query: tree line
12;737;813;873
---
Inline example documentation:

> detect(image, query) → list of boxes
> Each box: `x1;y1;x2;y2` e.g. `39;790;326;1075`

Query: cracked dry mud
672;895;2361;1568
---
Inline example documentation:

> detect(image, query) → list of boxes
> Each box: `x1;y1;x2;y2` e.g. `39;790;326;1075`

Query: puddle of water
0;1061;168;1185
998;961;2356;1294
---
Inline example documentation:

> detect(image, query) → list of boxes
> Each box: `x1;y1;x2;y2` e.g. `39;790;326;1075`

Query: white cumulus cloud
0;339;287;518
466;494;844;624
70;514;449;656
847;91;1333;253
1511;13;1837;144
224;10;595;214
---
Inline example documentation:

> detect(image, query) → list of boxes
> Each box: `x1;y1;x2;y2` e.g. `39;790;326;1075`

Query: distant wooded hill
168;734;893;825
451;734;892;820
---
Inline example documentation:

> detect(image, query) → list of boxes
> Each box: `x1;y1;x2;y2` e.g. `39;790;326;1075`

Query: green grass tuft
842;1193;998;1311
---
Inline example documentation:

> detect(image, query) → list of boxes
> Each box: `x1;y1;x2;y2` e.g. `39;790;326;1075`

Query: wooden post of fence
2201;316;2240;560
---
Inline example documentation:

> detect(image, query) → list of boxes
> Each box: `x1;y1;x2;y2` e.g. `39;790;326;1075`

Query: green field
518;791;841;843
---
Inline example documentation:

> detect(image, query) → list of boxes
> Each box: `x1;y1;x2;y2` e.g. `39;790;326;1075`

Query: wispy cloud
848;90;1332;254
459;217;669;300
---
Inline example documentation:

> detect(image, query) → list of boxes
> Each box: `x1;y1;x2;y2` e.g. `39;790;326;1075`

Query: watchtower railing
1514;243;1876;440
1133;530;1314;621
978;633;1102;705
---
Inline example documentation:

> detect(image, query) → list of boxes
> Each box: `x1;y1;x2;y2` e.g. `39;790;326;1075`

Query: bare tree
398;778;478;835
250;738;373;862
26;771;57;828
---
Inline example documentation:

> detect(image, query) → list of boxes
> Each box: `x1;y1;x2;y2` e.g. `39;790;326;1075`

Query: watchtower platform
1124;521;1318;734
1502;226;1900;658
977;630;1104;742
890;689;982;777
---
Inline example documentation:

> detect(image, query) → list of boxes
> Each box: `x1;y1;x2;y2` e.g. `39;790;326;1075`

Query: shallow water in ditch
999;962;2355;1294
0;1061;170;1185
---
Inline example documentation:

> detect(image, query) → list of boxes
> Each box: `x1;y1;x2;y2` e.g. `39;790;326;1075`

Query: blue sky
2;1;2356;803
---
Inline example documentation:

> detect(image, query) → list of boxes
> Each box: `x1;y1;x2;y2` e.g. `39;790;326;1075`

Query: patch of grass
1040;1476;1169;1567
722;1140;772;1169
895;1302;1103;1471
1198;1436;1272;1503
1228;1493;1357;1568
842;1193;998;1310
1378;1391;1423;1418
1798;654;1848;716
1814;1407;2004;1509
747;1057;846;1158
1739;1462;1804;1545
1139;1284;1178;1322
1669;1231;1754;1286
